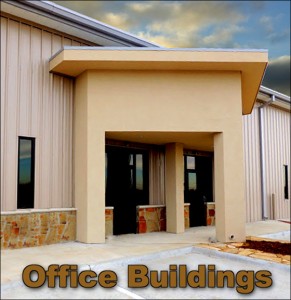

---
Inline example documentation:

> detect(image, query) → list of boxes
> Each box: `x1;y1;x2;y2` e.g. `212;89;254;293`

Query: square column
165;143;184;233
74;72;105;243
214;132;246;242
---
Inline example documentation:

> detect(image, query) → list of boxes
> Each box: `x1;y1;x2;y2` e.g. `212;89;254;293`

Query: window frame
17;136;35;209
284;165;289;200
184;155;197;192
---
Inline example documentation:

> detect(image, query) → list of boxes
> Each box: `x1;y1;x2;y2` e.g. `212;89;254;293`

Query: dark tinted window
284;165;289;200
17;137;35;208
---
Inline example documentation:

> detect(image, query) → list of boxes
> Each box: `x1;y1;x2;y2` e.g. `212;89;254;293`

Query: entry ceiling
105;131;215;151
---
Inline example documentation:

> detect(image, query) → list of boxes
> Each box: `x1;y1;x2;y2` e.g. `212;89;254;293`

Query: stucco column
74;72;105;243
214;132;246;242
165;143;184;233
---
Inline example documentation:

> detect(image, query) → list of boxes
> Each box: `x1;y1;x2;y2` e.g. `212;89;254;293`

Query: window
186;156;195;170
17;137;35;208
136;154;143;191
184;155;197;192
129;153;144;191
105;146;149;209
284;165;289;199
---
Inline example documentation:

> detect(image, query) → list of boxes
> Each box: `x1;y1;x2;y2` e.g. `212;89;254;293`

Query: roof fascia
1;0;159;47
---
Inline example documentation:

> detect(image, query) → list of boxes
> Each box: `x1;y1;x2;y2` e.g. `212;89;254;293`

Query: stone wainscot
1;208;76;250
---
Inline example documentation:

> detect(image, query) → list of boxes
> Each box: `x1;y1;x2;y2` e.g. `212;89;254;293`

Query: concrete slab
1;246;290;299
1;220;290;299
258;230;290;241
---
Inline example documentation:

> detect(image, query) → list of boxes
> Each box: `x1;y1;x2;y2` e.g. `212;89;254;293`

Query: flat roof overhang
49;47;268;115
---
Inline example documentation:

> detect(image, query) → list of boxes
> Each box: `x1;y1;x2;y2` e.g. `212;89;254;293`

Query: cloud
259;16;274;34
102;12;133;31
53;1;104;17
262;56;290;95
249;1;266;10
128;2;153;13
54;1;247;48
52;1;289;95
268;29;290;43
127;1;247;48
259;13;290;44
202;25;245;48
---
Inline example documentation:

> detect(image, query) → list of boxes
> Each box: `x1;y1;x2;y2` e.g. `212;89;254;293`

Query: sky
54;1;290;96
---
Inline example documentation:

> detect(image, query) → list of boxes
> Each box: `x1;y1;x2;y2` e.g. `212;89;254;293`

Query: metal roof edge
60;46;268;52
1;0;160;47
259;86;290;103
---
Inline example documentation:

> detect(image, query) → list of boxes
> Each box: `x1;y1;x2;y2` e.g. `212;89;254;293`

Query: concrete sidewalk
1;220;290;299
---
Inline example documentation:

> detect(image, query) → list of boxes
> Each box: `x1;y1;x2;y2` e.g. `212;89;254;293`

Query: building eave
1;0;159;47
257;86;291;111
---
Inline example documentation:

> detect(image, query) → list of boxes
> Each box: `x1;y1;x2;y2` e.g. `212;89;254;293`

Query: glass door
106;146;149;235
184;154;213;227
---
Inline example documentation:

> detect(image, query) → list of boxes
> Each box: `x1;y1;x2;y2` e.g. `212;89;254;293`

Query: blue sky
54;1;290;95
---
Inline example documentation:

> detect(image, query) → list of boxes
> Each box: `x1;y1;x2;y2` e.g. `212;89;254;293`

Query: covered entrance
49;47;267;243
106;146;149;235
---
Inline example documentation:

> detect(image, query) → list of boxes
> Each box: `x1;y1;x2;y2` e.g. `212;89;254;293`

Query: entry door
184;155;213;227
106;146;149;235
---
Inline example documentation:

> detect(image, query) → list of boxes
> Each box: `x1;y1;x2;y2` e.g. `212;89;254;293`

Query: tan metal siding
1;17;8;209
263;105;290;220
1;15;88;211
243;104;262;222
243;103;291;222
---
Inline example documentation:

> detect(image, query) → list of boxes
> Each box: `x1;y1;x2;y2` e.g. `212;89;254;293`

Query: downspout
258;94;275;220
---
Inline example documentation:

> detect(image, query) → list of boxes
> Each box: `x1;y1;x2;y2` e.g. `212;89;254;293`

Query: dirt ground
241;239;291;256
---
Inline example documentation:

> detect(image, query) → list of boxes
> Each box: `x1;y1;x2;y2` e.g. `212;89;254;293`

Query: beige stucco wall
74;69;246;243
86;70;243;132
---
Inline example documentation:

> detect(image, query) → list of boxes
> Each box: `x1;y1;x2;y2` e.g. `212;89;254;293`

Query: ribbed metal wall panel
263;105;290;220
243;103;262;222
1;15;91;211
1;14;290;223
243;103;290;222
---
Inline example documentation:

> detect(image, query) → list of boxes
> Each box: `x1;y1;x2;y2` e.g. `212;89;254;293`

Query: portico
50;47;267;243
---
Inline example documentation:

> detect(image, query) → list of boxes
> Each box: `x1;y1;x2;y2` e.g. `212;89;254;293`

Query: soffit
106;132;215;152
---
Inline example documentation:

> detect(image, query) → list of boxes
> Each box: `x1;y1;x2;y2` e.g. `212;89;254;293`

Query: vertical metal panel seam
61;76;65;207
51;34;55;207
38;28;44;208
246;117;250;222
2;17;8;210
15;19;20;209
48;33;53;208
69;79;74;207
249;112;253;221
277;109;282;218
16;21;20;136
28;23;32;136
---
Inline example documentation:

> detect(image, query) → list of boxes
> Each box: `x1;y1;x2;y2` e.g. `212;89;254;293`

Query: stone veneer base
206;202;215;226
105;207;114;236
1;209;76;249
1;203;216;249
137;204;190;233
